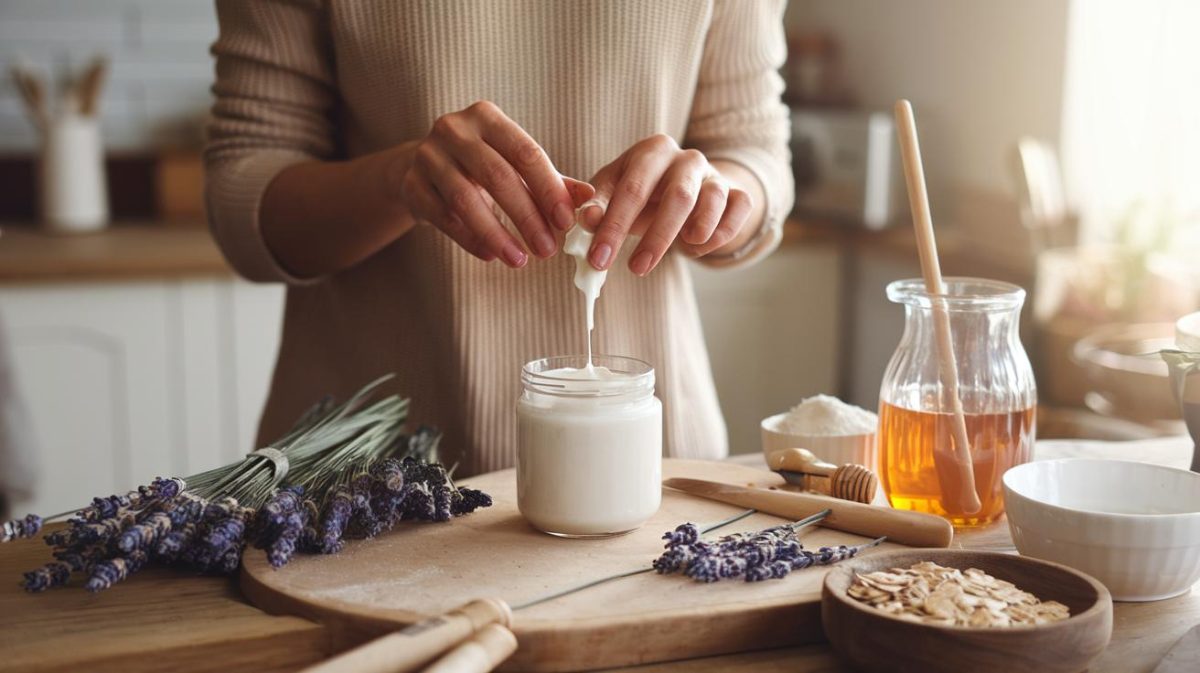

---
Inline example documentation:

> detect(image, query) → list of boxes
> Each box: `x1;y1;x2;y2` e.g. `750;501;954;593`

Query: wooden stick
892;100;981;515
664;477;953;548
422;624;518;673
77;57;108;117
300;597;511;673
9;65;47;131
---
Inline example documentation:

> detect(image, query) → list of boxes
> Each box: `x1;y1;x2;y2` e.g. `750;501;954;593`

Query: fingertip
552;202;574;231
581;204;603;232
630;249;654;277
681;222;709;245
532;230;558;258
588;242;613;270
563;177;596;205
501;242;528;268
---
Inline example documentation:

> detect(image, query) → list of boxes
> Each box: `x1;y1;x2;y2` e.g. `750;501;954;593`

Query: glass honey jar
878;278;1037;528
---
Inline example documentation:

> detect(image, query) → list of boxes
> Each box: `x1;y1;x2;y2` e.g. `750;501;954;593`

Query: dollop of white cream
563;218;609;369
540;365;621;381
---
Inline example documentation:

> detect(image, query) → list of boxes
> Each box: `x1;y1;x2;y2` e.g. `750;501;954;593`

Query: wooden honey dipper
767;448;878;504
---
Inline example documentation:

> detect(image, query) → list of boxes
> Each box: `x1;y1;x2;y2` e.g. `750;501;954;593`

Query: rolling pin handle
422;623;518;673
300;597;511;673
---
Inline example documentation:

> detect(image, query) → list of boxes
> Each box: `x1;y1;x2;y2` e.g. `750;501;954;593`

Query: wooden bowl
821;549;1112;673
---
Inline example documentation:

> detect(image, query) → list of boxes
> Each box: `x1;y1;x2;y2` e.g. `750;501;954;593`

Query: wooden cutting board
240;459;902;671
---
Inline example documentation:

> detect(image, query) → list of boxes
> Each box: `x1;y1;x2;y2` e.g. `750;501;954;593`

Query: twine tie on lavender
248;447;289;485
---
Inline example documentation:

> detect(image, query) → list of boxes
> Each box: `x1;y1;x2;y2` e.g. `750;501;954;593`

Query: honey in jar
877;278;1038;528
878;403;1035;527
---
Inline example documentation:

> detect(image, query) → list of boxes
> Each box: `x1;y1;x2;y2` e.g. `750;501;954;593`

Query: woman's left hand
580;134;755;275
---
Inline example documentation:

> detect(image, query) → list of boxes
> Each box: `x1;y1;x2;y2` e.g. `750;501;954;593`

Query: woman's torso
257;0;729;474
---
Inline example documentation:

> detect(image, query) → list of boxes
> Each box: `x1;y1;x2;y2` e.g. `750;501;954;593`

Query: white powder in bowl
772;395;877;436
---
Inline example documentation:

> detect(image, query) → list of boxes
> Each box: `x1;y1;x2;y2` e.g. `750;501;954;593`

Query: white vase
39;113;109;234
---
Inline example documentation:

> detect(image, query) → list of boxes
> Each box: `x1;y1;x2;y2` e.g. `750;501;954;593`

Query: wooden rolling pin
423;623;517;673
301;597;511;673
768;448;878;504
664;478;953;548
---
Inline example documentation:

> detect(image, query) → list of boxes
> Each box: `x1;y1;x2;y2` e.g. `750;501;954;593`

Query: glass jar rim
521;355;655;398
886;277;1026;312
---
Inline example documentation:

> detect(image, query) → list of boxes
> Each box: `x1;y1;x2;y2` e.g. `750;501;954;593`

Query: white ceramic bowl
760;412;876;468
1004;459;1200;601
1178;311;1200;351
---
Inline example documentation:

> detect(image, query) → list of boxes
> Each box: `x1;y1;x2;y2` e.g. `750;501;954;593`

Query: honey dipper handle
665;477;953;548
768;448;837;477
301;598;511;673
893;99;981;515
422;624;518;673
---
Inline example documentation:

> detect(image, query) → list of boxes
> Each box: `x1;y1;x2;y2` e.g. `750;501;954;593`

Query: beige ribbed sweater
205;0;793;475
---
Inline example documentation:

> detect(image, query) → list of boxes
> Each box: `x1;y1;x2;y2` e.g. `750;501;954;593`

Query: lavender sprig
2;514;42;543
84;551;149;592
116;511;173;554
652;509;884;583
266;510;306;568
22;562;71;592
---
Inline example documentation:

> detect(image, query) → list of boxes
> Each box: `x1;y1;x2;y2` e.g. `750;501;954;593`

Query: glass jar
878;278;1037;528
517;355;662;537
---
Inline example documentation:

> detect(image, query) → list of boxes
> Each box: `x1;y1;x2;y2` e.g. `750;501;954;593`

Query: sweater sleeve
684;0;794;269
204;0;338;284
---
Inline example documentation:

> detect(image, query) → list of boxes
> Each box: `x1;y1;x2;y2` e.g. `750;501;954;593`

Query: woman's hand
580;134;755;275
399;100;588;267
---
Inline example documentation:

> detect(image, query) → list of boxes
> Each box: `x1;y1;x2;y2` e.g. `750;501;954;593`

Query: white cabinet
2;279;283;515
692;241;842;455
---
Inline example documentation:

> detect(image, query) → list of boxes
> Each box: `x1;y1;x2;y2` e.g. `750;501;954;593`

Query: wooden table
2;438;1196;673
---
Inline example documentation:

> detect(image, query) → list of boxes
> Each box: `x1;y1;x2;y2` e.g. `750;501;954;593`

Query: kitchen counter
0;222;231;283
1;437;1194;672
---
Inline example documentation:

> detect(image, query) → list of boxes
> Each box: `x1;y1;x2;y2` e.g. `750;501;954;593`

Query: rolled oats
847;561;1070;627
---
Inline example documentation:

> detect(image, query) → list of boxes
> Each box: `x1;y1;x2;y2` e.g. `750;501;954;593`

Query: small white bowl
1178;311;1200;351
760;412;876;468
1003;459;1200;601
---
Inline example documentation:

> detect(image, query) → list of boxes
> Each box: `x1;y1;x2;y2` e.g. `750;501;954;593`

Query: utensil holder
39;112;108;234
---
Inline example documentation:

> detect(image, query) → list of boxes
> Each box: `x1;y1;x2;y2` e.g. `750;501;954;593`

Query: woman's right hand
397;100;585;267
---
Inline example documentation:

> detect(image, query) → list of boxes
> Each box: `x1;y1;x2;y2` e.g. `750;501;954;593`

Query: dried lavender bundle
653;511;885;583
254;443;494;569
17;377;427;592
16;375;495;592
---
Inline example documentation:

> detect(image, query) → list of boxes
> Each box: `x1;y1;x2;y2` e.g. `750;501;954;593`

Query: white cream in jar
517;355;662;537
515;218;663;537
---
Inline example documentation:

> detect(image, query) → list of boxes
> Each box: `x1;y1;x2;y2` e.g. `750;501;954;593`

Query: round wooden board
241;459;899;671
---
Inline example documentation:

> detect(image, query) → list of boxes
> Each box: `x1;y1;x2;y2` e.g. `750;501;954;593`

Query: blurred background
1;0;1198;516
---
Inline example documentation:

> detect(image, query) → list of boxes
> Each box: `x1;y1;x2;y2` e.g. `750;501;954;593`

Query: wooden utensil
821;549;1113;673
768;448;878;503
663;477;953;548
300;598;510;673
77;57;108;117
423;623;517;673
9;63;47;131
893;99;981;515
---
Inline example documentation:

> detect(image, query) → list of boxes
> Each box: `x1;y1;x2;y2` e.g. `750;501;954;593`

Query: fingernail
553;203;574;231
631;250;654;276
502;243;528;268
533;232;557;258
582;205;603;230
590;242;612;270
